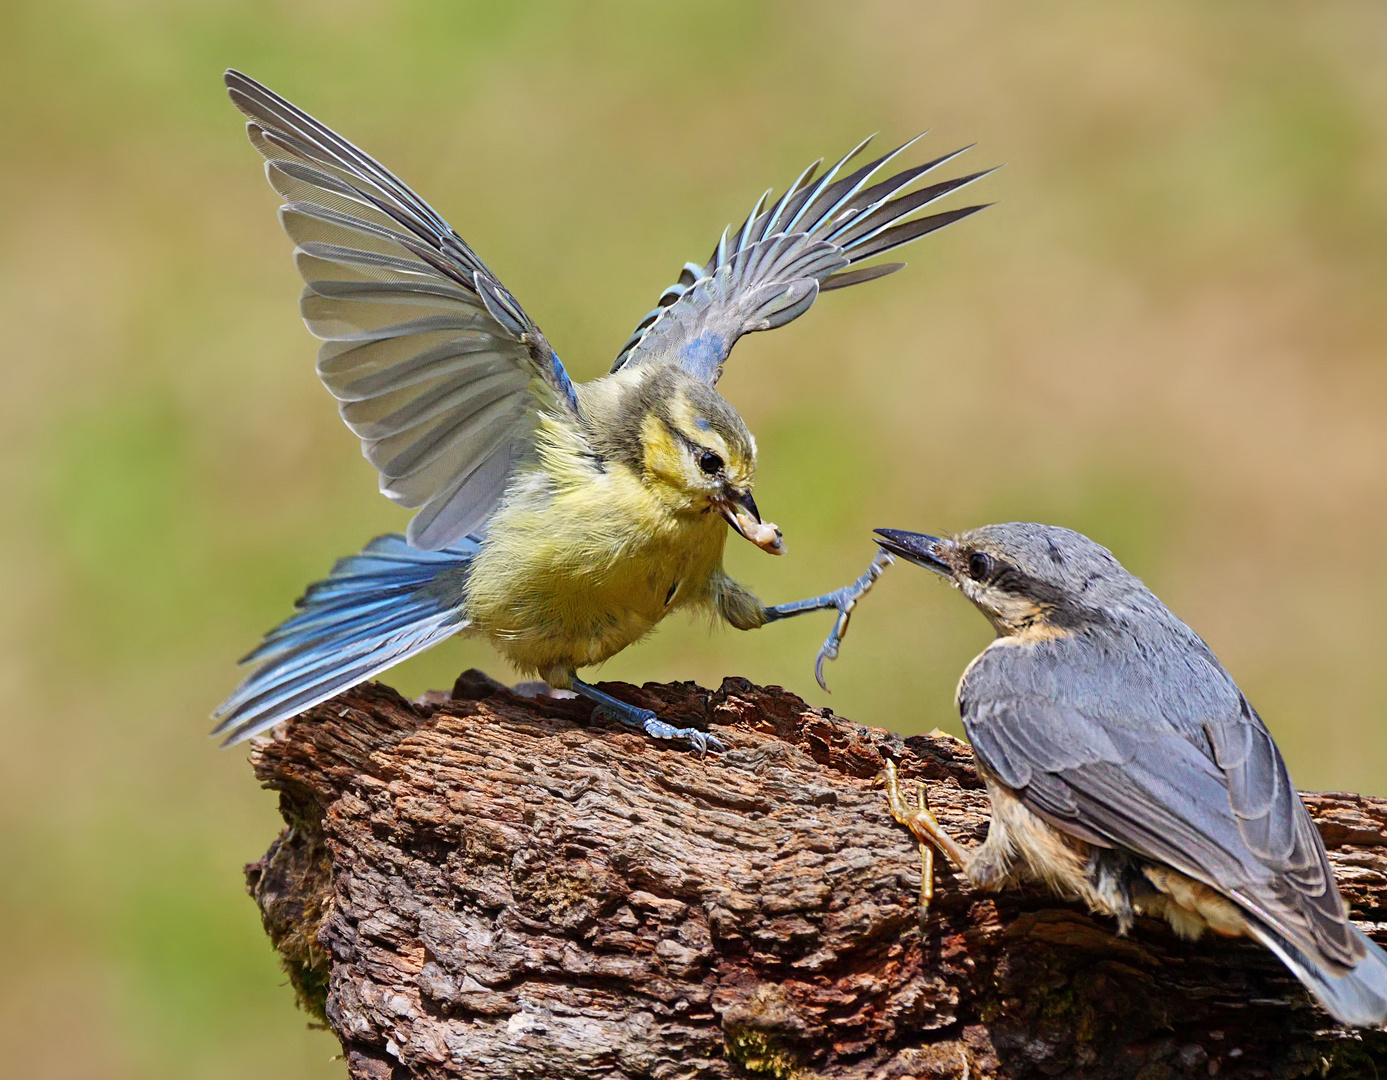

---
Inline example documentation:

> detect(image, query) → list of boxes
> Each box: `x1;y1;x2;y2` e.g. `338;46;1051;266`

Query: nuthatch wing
873;523;1387;1027
210;71;991;752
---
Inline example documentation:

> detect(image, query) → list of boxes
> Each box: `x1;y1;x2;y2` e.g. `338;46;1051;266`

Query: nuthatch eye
210;70;990;753
873;522;1387;1028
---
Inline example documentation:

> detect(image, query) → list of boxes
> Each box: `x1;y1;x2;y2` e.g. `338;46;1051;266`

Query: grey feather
611;136;993;383
820;261;905;291
225;69;584;550
964;638;1360;973
1252;923;1387;1028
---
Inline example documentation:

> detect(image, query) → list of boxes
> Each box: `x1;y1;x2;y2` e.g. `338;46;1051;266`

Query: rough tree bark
245;672;1387;1080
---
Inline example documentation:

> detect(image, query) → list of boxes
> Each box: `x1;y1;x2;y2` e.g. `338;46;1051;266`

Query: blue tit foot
812;549;895;690
765;549;895;691
572;676;726;755
592;704;727;755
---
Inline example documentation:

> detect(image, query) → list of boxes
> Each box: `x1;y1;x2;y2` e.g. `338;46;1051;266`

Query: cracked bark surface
244;671;1387;1079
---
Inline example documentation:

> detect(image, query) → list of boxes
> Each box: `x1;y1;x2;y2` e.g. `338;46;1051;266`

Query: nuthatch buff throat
872;523;1387;1028
211;70;990;753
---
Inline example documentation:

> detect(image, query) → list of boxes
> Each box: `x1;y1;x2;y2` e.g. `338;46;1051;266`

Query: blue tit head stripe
878;521;1387;1026
588;363;755;482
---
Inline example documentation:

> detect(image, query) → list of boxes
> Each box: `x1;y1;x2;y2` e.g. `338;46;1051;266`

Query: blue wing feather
212;533;478;744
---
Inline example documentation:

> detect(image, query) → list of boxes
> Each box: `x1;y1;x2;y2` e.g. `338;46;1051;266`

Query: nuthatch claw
915;781;936;932
884;758;970;928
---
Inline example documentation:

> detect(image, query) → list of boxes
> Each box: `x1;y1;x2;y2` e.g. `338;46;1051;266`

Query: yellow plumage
216;70;981;749
465;366;758;684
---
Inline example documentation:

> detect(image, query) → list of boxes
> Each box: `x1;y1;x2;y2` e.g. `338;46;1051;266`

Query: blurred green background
3;1;1386;1075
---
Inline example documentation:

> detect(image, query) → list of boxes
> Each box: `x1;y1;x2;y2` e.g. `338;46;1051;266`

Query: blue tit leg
763;549;895;690
569;675;727;755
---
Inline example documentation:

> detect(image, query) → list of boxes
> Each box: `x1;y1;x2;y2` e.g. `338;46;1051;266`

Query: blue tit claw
593;704;727;755
575;676;726;755
821;549;894;690
767;549;895;692
765;549;893;693
642;714;728;755
814;635;839;693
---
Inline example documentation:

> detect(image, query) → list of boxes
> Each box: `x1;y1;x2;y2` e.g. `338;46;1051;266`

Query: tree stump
244;672;1387;1079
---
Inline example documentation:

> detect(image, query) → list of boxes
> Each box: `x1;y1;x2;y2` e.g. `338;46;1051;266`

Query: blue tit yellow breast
462;458;730;681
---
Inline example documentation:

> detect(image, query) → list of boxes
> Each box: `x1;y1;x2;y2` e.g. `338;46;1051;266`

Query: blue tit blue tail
1251;921;1387;1027
212;534;477;746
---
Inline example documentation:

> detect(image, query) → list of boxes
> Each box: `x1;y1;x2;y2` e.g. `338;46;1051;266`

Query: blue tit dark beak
873;529;953;577
720;488;785;554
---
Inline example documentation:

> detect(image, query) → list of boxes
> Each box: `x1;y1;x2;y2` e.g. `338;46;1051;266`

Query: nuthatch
210;71;991;751
874;523;1387;1027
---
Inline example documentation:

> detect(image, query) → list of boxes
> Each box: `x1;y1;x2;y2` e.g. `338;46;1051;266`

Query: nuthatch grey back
874;522;1387;1028
210;71;990;752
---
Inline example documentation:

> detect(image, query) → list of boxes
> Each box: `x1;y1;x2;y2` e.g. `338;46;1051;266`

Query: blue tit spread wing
226;70;584;550
960;634;1360;971
211;534;477;745
610;136;992;383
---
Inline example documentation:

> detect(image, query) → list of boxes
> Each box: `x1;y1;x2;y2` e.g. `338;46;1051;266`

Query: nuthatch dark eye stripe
874;521;1387;1028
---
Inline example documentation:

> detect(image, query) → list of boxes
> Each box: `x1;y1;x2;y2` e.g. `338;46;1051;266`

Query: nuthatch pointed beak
873;529;953;576
719;489;785;555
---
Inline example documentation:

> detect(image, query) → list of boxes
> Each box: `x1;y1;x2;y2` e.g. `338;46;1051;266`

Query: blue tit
874;524;1387;1027
212;70;991;752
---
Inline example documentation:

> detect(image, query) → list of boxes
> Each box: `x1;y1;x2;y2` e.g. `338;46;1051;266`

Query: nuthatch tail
874;522;1387;1028
210;71;991;752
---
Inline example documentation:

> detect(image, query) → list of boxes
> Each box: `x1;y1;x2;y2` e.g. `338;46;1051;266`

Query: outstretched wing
611;136;992;383
960;635;1361;972
226;70;582;550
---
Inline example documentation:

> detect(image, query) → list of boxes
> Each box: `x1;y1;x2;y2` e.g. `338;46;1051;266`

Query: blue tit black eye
699;450;724;475
967;552;994;581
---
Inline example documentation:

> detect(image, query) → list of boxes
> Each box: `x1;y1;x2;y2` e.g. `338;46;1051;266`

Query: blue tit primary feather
874;523;1387;1028
212;70;991;751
